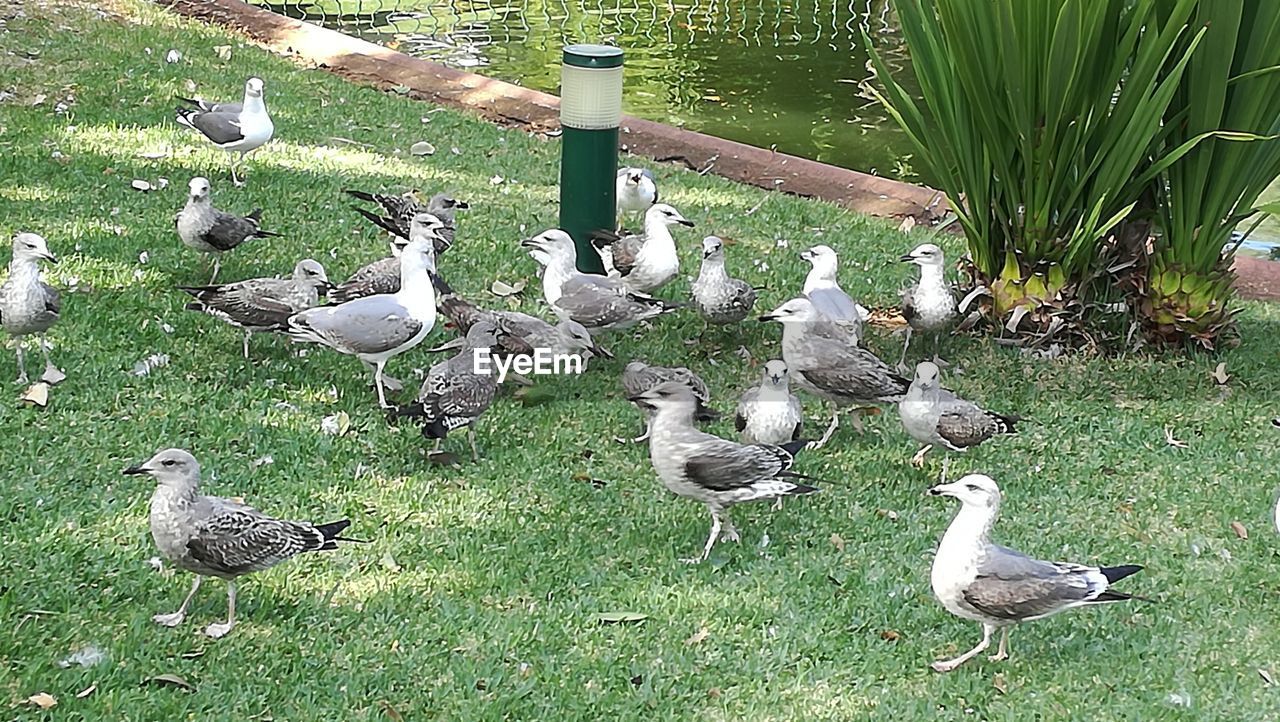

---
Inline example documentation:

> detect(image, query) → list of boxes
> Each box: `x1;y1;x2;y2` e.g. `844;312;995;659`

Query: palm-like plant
1139;1;1280;349
867;0;1204;338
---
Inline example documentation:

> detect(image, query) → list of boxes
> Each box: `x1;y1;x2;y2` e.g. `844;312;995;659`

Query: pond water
254;0;925;182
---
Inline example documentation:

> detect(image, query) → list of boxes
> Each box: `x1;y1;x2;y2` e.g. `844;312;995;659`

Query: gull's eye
162;459;176;467
966;483;979;492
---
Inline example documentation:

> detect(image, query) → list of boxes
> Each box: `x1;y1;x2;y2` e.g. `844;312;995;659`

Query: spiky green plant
1140;0;1280;349
867;0;1205;337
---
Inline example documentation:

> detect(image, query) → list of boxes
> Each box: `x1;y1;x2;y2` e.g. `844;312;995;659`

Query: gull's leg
719;514;740;543
809;408;840;449
373;361;391;408
940;456;951;483
153;576;202;627
204;580;236;638
231;153;245;187
208;255;221;285
682;507;723;564
15;344;28;384
38;336;64;384
361;359;402;392
988;627;1010;662
771;497;784;512
467;425;480;463
849;407;866;434
242;331;252;359
431;438;443;454
911;444;933;468
931;622;993;673
899;326;913;367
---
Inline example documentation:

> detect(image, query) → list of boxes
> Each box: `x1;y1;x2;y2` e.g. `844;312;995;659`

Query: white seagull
616;167;658;229
0;233;61;384
899;242;958;367
800;244;869;345
175;77;274;186
175;177;282;283
898;361;1018;479
928;474;1144;672
287;236;438;408
591;203;694;293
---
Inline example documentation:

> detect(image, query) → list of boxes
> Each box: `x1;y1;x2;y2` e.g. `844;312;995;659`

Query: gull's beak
899;253;917;263
677;219;696;228
320;279;336;292
453;199;470;209
40;251;58;264
520;237;541;250
122;464;153;476
758;313;778;322
928;482;960;497
799;250;813;262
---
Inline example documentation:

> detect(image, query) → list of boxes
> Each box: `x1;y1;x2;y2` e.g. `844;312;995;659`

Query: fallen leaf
409;141;435;156
380;701;404;721
685;627;710;645
596;611;648;624
165;49;182;63
143;673;196;691
1210;362;1229;385
75;684;96;699
213;45;232;61
20;382;49;407
880;630;900;641
27;692;57;710
1260;668;1276;686
426;450;461;466
489;279;526;297
380;551;402;572
1164;427;1188;449
131;179;152;192
898;216;917;234
1230;521;1248;540
707;687;721;699
41;364;66;385
320;412;351;436
489;175;504;185
829;533;845;552
59;644;106;668
993;673;1008;694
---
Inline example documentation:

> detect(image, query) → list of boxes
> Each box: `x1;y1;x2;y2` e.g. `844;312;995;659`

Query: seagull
0;233;61;384
928;474;1144;672
523;229;681;334
631;381;820;563
899;243;957;367
287;236;438;408
591;203;694;293
736;360;803;446
616;167;658;229
431;273;605;362
346;190;467;253
124;448;359;639
175;177;282;283
393;321;502;462
691;236;757;327
175;77;274;186
800;244;869;345
899;361;1018;479
180;259;332;358
620;360;717;443
760;297;908;448
329;213;446;304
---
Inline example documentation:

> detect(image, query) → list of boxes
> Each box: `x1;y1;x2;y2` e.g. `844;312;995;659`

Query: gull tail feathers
352;206;405;239
174;107;200;130
312;519;367;550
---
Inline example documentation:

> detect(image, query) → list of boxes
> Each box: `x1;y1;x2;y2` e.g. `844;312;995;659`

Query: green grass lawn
2;1;1280;719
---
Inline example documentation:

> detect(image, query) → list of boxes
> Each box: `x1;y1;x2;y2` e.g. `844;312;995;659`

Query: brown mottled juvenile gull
691;236;757;326
175;78;273;186
899;243;957;366
590;203;694;292
620;360;716;443
175;177;282;283
801;244;869;345
760;297;908;448
329;213;446;304
287;236;438;408
631;381;820;563
898;361;1018;479
180;259;332;358
124;448;358;639
616;167;657;229
523;229;681;334
346;189;466;253
393;321;502;462
1;233;61;384
928;474;1144;672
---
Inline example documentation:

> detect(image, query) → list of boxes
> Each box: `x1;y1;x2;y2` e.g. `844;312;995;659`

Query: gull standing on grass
591;203;695;292
175;77;273;186
175;177;282;283
631;381;820;563
761;297;908;448
620;360;717;443
180;259;332;358
927;474;1144;672
431;274;604;362
1;233;61;384
393;321;503;462
736;360;803;446
124;448;359;639
287;236;439;408
329;213;446;303
898;361;1018;480
801;244;869;345
346;189;467;253
691;236;757;327
523;229;681;334
616;167;658;230
899;243;957;367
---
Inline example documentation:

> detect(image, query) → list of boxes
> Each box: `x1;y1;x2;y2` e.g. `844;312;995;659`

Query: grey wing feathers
899;285;918;324
203;210;261;252
332;256;400;303
797;342;908;403
182;280;297;329
681;439;795;492
934;399;1014;451
961;547;1104;621
290;299;422;354
41;283;61;316
808;287;861;321
186;508;329;576
181;109;245;145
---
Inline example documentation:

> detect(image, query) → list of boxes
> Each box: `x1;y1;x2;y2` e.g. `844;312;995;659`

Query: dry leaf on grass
20;382;49;407
685;627;710;646
75;684;97;699
142;673;195;691
1164;427;1188;449
1230;521;1248;540
27;692;57;709
489;279;526;297
596;611;648;624
1210;362;1230;385
829;533;845;552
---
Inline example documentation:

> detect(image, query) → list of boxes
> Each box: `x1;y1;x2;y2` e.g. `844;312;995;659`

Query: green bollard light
559;44;623;275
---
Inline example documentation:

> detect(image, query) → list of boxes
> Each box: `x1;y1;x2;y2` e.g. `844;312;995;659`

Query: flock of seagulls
0;75;1153;671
